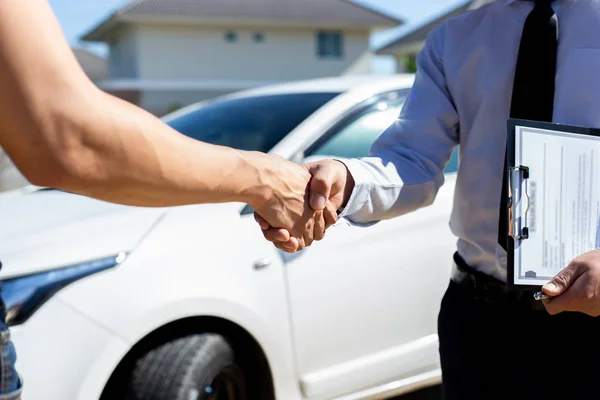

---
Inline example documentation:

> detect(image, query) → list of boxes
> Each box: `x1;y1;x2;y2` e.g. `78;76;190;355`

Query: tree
403;54;417;73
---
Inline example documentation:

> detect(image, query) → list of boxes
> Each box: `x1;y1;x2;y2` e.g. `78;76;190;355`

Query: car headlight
0;252;127;326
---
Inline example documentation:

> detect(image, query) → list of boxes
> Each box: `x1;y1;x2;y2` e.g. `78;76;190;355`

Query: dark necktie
498;0;558;250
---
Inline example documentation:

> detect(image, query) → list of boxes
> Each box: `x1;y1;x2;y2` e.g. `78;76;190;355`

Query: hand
255;159;355;252
249;153;314;238
542;250;600;316
254;200;338;252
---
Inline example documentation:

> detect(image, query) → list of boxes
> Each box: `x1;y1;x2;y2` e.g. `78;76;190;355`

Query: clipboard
506;118;600;290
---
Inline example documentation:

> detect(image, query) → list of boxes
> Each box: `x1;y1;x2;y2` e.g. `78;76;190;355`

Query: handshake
250;155;355;253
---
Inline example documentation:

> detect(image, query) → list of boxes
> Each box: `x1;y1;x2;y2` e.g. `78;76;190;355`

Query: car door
283;91;459;399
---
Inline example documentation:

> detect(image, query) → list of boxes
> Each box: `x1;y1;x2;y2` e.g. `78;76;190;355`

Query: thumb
307;164;333;211
542;261;587;296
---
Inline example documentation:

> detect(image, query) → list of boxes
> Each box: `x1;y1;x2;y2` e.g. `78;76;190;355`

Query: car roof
162;74;415;122
228;74;415;96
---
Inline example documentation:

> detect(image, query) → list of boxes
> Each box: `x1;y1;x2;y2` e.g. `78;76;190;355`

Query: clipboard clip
509;165;530;241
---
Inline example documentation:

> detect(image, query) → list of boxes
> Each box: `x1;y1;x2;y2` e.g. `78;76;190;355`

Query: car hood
0;189;166;279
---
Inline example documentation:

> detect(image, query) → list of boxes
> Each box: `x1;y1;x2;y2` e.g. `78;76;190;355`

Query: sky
48;0;467;70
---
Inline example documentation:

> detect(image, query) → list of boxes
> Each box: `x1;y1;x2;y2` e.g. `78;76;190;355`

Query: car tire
124;333;247;400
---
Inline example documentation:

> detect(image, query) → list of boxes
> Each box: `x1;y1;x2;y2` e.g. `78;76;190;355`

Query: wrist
234;150;272;208
334;160;355;209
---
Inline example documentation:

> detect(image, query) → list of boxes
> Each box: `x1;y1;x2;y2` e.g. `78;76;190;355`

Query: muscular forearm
37;89;270;207
0;0;271;208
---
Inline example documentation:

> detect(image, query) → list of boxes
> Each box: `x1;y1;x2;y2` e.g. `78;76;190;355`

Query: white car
0;146;29;193
0;74;458;400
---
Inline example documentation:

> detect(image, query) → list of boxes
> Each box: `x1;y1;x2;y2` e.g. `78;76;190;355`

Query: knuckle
571;260;590;273
304;233;313;246
312;175;329;188
552;273;570;287
586;288;596;301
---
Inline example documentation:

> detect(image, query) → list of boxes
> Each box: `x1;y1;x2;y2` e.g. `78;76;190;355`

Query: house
376;0;490;72
73;47;108;83
81;0;403;116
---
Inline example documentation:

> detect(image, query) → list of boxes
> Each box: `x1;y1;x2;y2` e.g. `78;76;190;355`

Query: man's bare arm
0;0;315;232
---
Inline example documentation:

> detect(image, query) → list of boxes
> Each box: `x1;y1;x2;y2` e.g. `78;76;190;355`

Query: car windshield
165;92;340;153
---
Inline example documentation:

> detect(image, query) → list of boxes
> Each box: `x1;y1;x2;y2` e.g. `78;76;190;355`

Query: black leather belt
451;253;546;311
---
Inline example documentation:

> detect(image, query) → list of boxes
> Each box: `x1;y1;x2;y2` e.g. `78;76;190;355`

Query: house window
316;31;343;59
224;31;238;42
253;32;265;43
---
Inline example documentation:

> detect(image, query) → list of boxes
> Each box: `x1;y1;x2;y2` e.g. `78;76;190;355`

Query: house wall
134;25;370;81
107;27;139;78
103;24;372;115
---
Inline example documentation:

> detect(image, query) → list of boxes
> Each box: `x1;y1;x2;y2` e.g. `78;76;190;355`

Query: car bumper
10;297;127;400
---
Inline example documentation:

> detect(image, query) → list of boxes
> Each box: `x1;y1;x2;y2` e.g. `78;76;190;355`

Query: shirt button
500;257;507;265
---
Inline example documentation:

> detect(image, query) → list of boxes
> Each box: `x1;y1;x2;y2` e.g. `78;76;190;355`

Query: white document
512;124;600;286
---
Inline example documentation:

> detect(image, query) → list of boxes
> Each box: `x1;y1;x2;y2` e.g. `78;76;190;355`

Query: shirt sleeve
337;25;459;226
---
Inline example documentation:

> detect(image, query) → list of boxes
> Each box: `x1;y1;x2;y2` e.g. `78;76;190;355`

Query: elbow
19;121;104;191
20;150;84;190
415;173;445;209
7;82;108;191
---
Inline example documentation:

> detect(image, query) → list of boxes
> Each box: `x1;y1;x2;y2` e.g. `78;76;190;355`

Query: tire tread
125;333;236;400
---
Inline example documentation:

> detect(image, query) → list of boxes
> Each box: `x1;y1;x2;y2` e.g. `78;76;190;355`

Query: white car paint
0;74;457;400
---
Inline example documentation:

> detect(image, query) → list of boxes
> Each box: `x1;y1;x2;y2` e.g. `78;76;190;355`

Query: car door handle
253;258;272;270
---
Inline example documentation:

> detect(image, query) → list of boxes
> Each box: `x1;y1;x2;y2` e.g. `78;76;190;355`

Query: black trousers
438;280;600;400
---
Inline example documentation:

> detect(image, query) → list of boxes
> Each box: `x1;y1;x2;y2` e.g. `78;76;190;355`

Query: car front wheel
124;333;246;400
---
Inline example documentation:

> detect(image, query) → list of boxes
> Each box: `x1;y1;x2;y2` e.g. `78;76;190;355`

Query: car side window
308;93;406;160
306;91;459;174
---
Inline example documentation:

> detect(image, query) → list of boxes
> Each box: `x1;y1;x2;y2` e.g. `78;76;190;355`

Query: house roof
82;0;404;42
376;0;482;55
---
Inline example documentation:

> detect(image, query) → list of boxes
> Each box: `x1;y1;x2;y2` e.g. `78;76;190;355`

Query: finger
313;211;325;241
544;272;588;315
254;213;270;230
542;261;588;297
295;236;306;252
275;242;294;253
289;205;315;238
262;227;291;243
307;164;334;211
323;201;338;229
301;216;315;248
275;237;299;253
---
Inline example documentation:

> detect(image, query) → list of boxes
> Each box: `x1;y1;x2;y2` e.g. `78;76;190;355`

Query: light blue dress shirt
339;0;600;282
